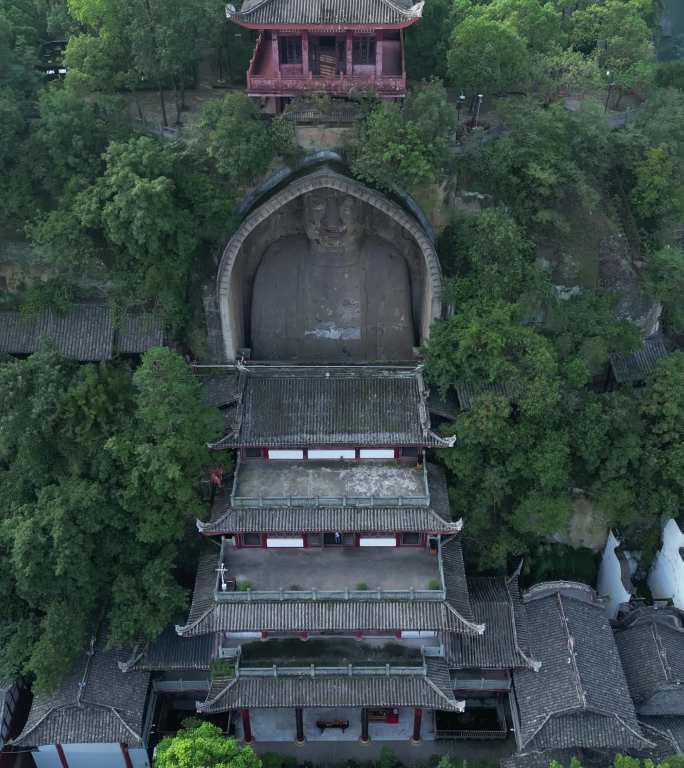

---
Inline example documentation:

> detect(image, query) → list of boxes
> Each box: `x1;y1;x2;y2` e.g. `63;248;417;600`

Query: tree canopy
0;347;221;690
155;722;263;768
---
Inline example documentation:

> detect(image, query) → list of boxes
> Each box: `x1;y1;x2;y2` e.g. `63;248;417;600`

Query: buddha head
303;190;364;249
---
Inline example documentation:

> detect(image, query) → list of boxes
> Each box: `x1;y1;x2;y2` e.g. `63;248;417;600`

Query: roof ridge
651;621;674;683
197;676;239;712
504;575;541;672
555;592;587;710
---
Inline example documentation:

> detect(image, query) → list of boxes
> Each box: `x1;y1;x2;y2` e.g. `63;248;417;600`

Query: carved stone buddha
250;189;415;361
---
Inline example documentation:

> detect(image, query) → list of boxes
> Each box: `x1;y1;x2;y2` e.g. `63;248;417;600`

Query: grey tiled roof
640;716;684;756
0;305;163;360
198;504;460;535
120;628;216;673
209;365;450;449
454;380;520;412
200;372;239;408
609;337;668;384
199;464;459;534
445;576;538;671
614;607;684;715
177;542;480;637
198;657;460;713
13;636;150;747
115;312;165;353
512;584;651;753
229;0;423;27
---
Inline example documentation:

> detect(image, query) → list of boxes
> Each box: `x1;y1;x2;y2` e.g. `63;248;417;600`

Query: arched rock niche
216;169;442;362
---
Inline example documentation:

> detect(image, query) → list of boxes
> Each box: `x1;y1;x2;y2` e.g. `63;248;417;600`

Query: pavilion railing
237;663;427;678
213;535;446;602
435;728;508;740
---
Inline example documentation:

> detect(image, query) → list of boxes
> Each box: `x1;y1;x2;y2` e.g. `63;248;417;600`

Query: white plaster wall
649;519;684;607
34;744;150;768
597;530;632;618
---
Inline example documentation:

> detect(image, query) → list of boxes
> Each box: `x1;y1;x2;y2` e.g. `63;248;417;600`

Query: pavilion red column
55;743;69;768
302;31;310;78
295;707;304;742
120;743;134;768
241;708;253;742
412;707;423;742
375;31;383;78
271;32;280;78
361;707;369;743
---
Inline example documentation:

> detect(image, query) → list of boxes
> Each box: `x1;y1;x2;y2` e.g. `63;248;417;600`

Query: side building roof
0;305;163;361
511;582;652;755
196;656;460;713
614;606;684;716
226;0;424;28
206;364;453;450
13;635;150;748
609;337;669;384
445;573;539;672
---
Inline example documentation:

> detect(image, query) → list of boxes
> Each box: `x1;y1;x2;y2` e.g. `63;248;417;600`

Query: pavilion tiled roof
445;575;539;671
176;539;482;637
119;628;216;673
198;504;461;535
614;607;684;716
227;0;424;28
454;380;521;412
511;583;651;754
198;463;461;535
609;337;668;384
0;305;163;360
207;364;452;449
197;656;460;713
13;635;150;748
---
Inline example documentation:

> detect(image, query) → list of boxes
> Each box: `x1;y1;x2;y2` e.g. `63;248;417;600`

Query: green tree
349;81;452;194
199;93;274;187
155;722;262;768
404;0;451;81
447;16;530;94
645;246;684;334
0;348;220;689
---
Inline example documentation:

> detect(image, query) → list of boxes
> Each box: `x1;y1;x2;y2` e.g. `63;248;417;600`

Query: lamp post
604;70;616;112
456;91;466;123
474;93;483;128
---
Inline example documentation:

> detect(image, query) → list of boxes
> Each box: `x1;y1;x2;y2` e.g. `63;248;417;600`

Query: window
359;535;396;547
266;536;304;548
242;532;262;547
279;35;302;65
268;449;304;460
400;532;421;546
307;533;322;547
400;447;419;458
244;447;262;459
308;449;355;460
360;449;394;459
353;36;376;65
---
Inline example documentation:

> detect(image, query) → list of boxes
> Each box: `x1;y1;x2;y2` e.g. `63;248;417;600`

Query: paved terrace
219;545;442;594
232;460;429;507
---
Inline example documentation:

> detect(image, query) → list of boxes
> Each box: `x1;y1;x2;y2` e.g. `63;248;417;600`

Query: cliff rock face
599;232;661;337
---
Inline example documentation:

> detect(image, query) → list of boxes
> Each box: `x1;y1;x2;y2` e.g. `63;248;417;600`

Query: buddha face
303;190;363;249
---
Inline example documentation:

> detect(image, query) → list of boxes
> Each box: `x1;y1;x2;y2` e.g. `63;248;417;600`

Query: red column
271;32;280;78
375;31;383;78
361;707;369;743
296;707;304;742
412;707;422;742
120;743;134;768
242;708;253;742
302;31;309;77
55;743;69;768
